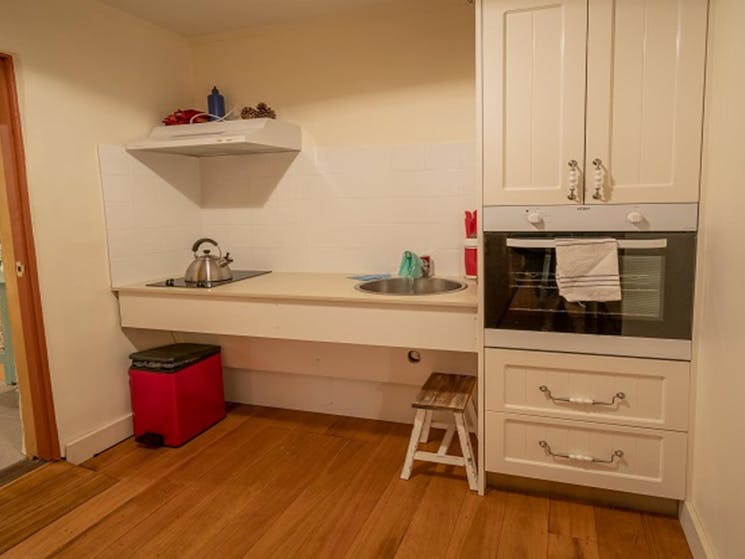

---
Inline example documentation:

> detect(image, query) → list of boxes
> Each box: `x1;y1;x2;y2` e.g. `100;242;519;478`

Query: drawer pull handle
539;385;626;406
539;440;624;464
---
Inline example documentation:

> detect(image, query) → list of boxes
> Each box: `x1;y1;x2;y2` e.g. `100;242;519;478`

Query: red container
129;344;225;447
464;238;478;278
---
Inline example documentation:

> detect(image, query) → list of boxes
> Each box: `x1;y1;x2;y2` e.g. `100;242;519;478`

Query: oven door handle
505;238;667;250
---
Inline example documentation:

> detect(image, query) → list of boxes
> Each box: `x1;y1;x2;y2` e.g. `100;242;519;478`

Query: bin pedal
135;432;165;448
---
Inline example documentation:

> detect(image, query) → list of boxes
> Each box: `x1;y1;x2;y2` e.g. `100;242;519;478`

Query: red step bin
129;343;226;447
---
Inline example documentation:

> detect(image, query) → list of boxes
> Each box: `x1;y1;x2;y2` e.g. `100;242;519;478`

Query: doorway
0;53;60;464
0;252;22;468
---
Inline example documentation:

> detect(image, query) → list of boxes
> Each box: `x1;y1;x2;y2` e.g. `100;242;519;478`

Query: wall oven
483;204;698;360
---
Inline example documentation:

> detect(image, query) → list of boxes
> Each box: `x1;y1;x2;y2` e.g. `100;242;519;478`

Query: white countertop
113;272;478;311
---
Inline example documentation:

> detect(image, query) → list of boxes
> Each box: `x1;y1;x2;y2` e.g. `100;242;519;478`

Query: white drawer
485;349;690;431
485;411;687;499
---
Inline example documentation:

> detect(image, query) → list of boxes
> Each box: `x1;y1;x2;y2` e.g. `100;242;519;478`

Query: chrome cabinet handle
539;440;624;464
539;385;625;406
567;160;579;201
592;158;604;200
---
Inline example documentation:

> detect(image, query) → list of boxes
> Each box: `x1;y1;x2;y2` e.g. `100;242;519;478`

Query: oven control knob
527;212;543;225
626;211;644;224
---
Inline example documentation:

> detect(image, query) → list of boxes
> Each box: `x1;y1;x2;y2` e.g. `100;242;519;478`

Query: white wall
0;0;193;456
99;146;202;286
182;334;477;423
190;0;477;276
201;141;476;276
101;0;479;280
5;0;477;460
687;0;745;557
100;140;477;280
189;0;475;147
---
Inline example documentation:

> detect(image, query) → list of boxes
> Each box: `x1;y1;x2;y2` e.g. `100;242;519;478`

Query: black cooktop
147;270;271;288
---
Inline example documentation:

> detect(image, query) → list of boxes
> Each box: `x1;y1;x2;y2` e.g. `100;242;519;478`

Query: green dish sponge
398;251;423;279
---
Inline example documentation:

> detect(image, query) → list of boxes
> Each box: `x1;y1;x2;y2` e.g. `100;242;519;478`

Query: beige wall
689;0;745;557
190;0;475;146
0;0;193;453
0;0;474;460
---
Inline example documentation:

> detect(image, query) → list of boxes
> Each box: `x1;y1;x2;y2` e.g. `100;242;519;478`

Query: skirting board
680;501;718;559
64;413;133;465
224;367;421;424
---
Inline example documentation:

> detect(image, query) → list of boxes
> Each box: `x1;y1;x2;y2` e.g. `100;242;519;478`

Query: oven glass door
484;232;696;339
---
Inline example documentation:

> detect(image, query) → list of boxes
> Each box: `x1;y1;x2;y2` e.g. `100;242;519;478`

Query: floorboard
497;491;550;559
0;405;692;558
445;489;507;558
0;462;116;554
595;507;656;559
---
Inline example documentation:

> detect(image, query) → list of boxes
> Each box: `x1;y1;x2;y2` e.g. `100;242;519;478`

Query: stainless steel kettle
184;238;234;285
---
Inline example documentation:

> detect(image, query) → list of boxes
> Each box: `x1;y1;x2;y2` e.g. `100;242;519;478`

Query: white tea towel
555;238;622;302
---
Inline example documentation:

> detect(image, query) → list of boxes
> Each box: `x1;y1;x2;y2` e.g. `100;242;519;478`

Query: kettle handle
191;238;220;255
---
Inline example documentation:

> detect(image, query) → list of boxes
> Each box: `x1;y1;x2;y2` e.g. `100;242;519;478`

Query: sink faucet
421;255;434;278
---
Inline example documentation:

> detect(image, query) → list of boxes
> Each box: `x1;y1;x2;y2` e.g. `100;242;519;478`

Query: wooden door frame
0;53;60;461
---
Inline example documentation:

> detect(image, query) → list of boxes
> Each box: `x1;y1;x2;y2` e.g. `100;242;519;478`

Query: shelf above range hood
126;118;301;157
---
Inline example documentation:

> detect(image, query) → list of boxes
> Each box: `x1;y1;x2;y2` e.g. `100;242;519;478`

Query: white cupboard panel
118;293;478;352
585;0;708;203
485;349;690;430
485;411;688;498
483;0;588;205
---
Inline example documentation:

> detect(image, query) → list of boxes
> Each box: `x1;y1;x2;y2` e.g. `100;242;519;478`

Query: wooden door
482;0;588;206
584;0;708;204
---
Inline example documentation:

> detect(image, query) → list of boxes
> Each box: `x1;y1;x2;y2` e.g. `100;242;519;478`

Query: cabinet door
585;0;708;204
482;0;588;206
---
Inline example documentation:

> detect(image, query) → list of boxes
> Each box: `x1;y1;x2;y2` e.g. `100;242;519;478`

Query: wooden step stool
400;372;478;491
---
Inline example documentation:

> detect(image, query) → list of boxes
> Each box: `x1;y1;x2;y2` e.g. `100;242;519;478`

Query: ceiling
99;0;401;36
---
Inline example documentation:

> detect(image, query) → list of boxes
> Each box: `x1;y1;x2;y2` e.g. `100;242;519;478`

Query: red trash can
129;343;226;447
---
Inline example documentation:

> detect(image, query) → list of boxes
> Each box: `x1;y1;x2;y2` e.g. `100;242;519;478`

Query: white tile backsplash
98;145;203;286
99;141;478;283
391;144;431;172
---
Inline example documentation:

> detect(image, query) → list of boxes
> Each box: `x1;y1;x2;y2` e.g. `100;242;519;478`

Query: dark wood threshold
0;458;44;487
487;471;679;517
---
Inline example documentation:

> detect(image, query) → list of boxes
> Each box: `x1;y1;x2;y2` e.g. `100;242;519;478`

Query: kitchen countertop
113;272;478;310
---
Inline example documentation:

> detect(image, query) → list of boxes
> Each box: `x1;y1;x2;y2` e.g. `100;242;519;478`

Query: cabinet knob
626;211;644;224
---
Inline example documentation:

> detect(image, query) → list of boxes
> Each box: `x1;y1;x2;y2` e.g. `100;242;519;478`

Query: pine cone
241;103;277;119
254;102;277;119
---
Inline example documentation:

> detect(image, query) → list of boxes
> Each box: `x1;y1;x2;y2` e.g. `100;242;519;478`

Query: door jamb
0;53;60;461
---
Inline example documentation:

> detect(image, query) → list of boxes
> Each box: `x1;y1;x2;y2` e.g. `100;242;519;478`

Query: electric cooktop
147;270;271;288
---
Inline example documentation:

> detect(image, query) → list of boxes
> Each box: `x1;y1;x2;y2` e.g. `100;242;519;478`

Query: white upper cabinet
585;0;708;203
482;0;588;206
481;0;708;206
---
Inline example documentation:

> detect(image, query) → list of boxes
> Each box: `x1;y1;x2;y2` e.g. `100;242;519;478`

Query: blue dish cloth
348;273;392;281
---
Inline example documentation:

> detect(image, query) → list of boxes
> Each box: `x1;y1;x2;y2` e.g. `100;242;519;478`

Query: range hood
126;118;301;157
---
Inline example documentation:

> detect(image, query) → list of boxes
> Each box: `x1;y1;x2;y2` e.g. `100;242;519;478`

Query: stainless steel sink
355;277;467;296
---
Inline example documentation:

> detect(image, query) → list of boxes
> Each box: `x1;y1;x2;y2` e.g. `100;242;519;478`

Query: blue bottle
207;86;225;121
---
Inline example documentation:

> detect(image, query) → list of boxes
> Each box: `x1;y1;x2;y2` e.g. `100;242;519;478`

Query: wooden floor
0;405;691;558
